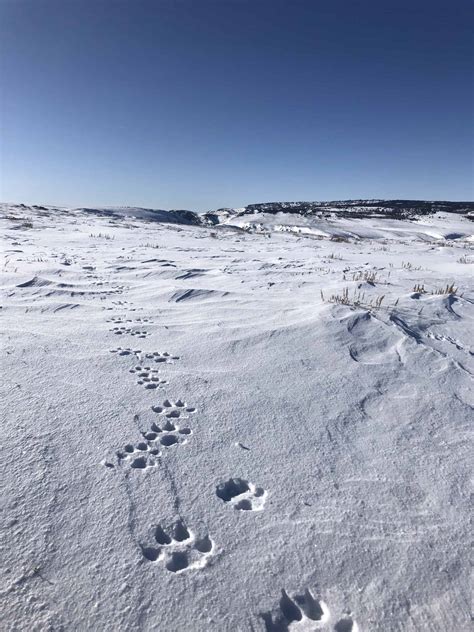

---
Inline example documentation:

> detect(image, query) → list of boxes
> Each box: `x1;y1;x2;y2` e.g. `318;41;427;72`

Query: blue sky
1;0;472;210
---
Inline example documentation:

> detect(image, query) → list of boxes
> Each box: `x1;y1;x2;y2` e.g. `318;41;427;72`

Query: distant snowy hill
7;199;473;230
77;206;203;225
203;199;474;225
204;200;473;243
4;203;203;225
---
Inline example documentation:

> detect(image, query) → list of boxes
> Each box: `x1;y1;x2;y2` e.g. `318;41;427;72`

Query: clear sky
1;0;473;211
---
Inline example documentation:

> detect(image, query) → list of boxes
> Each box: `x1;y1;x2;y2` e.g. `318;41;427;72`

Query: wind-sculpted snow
1;202;472;631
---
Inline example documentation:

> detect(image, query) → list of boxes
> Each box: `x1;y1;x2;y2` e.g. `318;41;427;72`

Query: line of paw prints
110;326;151;338
216;478;267;511
140;519;215;573
262;588;358;632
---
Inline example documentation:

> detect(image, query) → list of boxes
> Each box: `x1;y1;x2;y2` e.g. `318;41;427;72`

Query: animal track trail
262;589;329;631
106;400;195;470
140;519;215;573
426;331;473;356
216;478;267;511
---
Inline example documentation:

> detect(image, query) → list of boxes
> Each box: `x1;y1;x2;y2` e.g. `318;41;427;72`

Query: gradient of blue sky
1;0;473;210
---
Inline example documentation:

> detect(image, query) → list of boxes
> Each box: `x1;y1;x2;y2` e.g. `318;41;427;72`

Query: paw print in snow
114;415;193;470
129;365;167;389
262;589;359;632
110;326;151;338
262;589;330;631
216;478;267;511
109;346;141;356
151;399;196;417
140;519;215;573
141;351;179;363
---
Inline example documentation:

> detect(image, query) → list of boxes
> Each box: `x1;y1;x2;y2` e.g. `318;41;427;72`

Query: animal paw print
107;316;154;324
109;348;178;365
146;415;193;450
106;315;129;324
109;346;141;356
110;300;137;310
140;350;179;363
216;478;267;511
110;325;128;334
129;365;168;389
112;413;193;470
151;399;196;418
115;439;161;470
262;590;359;632
110;326;151;338
262;589;330;631
140;519;215;573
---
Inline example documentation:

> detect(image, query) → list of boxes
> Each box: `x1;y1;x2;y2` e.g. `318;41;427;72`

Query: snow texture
1;202;472;631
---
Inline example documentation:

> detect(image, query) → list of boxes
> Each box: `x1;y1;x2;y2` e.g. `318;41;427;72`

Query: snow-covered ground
1;203;472;631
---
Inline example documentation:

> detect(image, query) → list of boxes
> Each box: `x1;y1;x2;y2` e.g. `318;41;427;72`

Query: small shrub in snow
320;287;385;309
89;232;114;240
352;270;377;284
432;284;457;295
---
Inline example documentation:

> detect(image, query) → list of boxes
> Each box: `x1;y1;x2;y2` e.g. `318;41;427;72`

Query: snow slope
1;203;472;631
